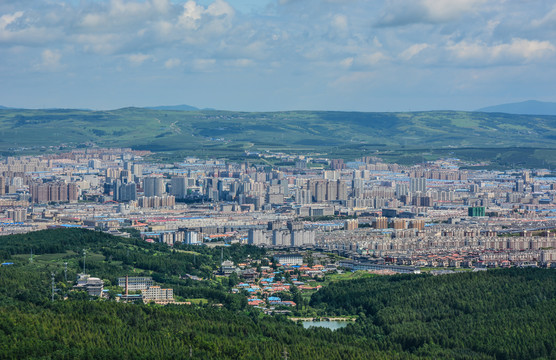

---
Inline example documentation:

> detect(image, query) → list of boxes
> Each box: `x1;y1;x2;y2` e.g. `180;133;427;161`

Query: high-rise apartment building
143;177;165;197
30;182;78;203
171;177;188;199
0;177;6;195
113;180;137;202
409;177;427;193
7;208;26;222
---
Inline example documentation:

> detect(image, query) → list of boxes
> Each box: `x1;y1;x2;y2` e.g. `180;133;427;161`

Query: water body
301;320;349;331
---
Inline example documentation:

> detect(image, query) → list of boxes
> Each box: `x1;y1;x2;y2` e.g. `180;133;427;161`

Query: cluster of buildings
72;274;175;304
248;221;316;247
117;276;175;304
0;148;556;269
226;253;330;312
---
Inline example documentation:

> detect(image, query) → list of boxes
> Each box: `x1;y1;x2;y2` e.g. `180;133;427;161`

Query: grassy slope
1;108;556;162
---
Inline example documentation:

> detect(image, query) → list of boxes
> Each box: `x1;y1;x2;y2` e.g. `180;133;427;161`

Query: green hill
1;229;555;359
1;108;556;164
310;269;556;359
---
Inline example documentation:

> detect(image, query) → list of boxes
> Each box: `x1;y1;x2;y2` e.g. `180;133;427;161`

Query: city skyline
1;0;555;112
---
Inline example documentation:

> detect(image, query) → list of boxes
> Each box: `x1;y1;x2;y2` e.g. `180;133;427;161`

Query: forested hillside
0;229;555;359
310;270;556;359
0;269;398;360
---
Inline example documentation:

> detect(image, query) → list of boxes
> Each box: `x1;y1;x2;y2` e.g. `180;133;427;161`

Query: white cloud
164;58;181;69
422;0;485;22
178;1;204;30
330;71;375;89
79;0;175;36
177;0;234;31
0;10;58;45
0;11;23;30
531;5;556;28
206;0;235;17
224;58;254;67
340;57;354;68
127;53;152;65
81;13;104;28
35;49;62;71
447;38;555;64
338;51;390;71
192;58;216;72
377;0;486;26
485;19;500;35
359;52;389;65
74;33;122;55
400;43;430;60
331;14;348;36
151;0;172;14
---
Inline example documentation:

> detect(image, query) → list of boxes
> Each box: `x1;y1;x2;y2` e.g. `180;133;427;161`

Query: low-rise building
75;274;104;297
220;260;237;275
118;276;154;291
142;286;174;304
273;253;303;266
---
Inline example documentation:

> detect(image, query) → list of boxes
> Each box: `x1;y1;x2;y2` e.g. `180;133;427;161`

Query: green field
323;270;376;284
2;108;556;166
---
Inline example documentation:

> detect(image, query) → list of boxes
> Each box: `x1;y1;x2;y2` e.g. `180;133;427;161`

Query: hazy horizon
0;100;553;114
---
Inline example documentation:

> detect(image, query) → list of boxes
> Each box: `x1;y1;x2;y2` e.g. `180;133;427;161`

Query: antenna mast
51;272;56;301
83;249;86;274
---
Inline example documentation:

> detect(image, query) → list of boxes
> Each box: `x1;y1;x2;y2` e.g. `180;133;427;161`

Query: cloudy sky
1;0;555;111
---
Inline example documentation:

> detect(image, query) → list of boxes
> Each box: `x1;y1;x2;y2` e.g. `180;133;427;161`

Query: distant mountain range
145;104;215;111
1;106;556;166
477;100;556;116
0;106;556;152
0;104;210;111
4;101;555;115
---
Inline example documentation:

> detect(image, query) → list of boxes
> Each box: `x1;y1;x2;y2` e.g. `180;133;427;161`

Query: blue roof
116;294;142;297
1;262;14;265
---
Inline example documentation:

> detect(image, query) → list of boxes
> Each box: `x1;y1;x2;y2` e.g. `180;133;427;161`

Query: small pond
301;320;350;331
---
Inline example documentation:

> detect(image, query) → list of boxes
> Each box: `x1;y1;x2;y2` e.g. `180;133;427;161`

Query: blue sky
1;0;555;111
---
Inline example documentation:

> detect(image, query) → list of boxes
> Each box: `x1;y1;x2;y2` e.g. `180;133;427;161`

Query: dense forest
310;269;556;360
0;229;555;359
